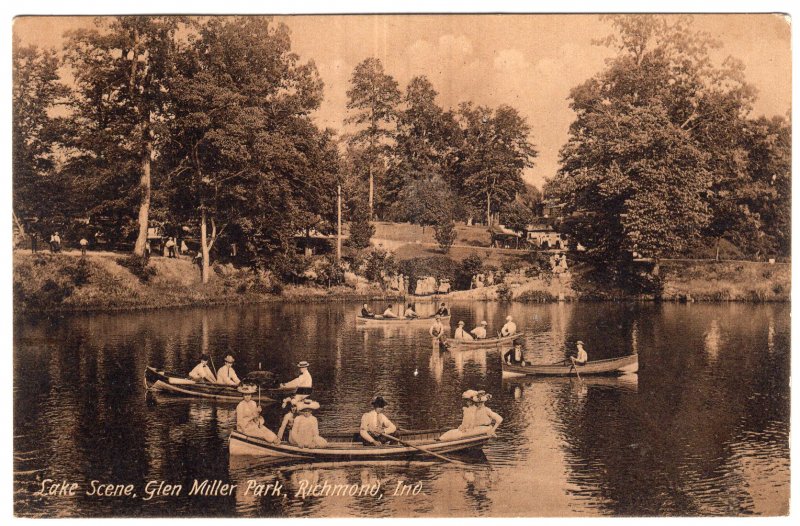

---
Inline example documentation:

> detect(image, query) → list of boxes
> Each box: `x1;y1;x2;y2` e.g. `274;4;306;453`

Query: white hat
471;390;492;403
506;316;513;321
462;389;479;400
576;340;584;346
297;361;310;368
297;399;320;411
282;394;305;409
458;320;465;325
237;384;257;394
481;321;487;326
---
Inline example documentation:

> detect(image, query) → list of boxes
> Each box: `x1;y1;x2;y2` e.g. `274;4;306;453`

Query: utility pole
337;184;342;262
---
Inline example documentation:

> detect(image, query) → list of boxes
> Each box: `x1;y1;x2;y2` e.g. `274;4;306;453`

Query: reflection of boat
503;373;639;393
229;428;491;459
356;315;451;325
501;354;639;377
144;367;295;402
444;332;524;350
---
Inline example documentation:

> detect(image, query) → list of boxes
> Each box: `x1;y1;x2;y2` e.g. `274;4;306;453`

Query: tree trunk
133;125;152;257
486;192;492;227
368;164;374;221
200;209;210;284
715;237;721;262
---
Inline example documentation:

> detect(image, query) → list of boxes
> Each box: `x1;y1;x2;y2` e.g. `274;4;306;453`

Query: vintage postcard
10;11;790;518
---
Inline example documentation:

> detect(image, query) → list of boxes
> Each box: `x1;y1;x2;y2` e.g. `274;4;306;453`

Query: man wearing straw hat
470;321;488;340
570;341;588;366
279;360;313;397
216;354;241;385
454;320;474;341
359;395;397;446
289;399;328;448
235;383;279;444
500;315;517;337
188;354;216;383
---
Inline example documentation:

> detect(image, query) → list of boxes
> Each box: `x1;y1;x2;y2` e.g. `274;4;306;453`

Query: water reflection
14;303;789;517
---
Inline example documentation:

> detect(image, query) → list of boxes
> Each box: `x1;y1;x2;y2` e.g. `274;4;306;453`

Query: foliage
118;254;157;283
362;249;398;283
309;257;346;287
433;219;457;253
348;198;375;249
397;256;457;293
500;201;535;235
455;254;484;290
390;176;456;229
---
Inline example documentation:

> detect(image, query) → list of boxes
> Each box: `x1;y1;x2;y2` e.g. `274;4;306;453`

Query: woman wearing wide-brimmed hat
288;399;328;448
439;389;479;441
500;315;517;337
216;354;241;386
235;383;279;444
279;360;313;397
276;394;305;442
471;391;503;436
359;395;397;446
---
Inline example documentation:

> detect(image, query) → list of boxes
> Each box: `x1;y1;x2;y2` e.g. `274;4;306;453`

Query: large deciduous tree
549;15;758;268
345;58;401;219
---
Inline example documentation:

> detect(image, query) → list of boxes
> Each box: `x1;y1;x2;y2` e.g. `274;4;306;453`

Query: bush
349;200;375;249
363;249;398;283
434;220;457;253
398;256;457;294
118;254;157;283
455;253;484;290
310;257;345;287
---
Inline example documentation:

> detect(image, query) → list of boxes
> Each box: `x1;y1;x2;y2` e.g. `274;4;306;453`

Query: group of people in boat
188;353;241;385
448;315;518;342
361;302;450;320
502;339;588;367
439;390;503;441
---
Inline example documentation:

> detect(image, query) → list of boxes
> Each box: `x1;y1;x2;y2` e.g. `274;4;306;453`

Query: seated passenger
277;395;303;442
439;390;479;441
216;354;241;385
236;383;279;444
289;399;328;448
359;396;397;446
404;303;419;318
570;341;588;366
188;354;216;383
436;302;450;316
471;391;503;436
500;315;517;336
504;342;526;365
470;321;488;340
382;304;398;318
360;303;375;318
454;321;474;341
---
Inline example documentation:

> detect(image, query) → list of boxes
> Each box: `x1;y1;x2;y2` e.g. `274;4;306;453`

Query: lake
13;301;790;517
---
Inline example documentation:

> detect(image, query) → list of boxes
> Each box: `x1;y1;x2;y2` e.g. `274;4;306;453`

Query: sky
13;14;791;189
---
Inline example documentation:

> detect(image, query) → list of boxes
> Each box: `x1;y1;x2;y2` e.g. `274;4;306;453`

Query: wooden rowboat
501;353;639;378
356;314;451;325
229;427;491;459
144;366;297;402
443;332;525;349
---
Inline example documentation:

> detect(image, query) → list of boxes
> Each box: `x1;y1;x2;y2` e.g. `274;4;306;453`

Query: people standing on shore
289;399;328;448
279;361;313;397
79;237;88;256
359;395;397;446
188;354;217;383
216;354;241;385
470;321;488;339
500;315;517;336
30;232;38;253
49;232;61;253
236;383;279;444
454;321;474;341
165;237;176;258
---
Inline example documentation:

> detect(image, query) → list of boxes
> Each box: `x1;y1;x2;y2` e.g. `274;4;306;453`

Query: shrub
434;219;457;253
363;249;398;283
349;200;375;249
455;253;484;290
398;256;457;294
311;257;345;287
118;254;157;283
66;258;91;286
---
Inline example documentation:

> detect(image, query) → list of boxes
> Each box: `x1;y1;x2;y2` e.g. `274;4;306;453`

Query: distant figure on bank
279;361;313;397
470;321;488;340
404;303;419;319
360;395;397;446
289;399;328;449
165;237;176;258
79;237;88;256
454;321;474;341
382;304;398;318
277;395;303;442
180;239;188;255
188;354;217;383
193;252;203;276
570;340;588;367
236;383;279;443
216;354;241;385
471;391;503;436
500;315;517;336
361;303;375;318
439;389;478;441
504;342;525;365
49;232;61;253
436;302;449;317
429;316;445;341
30;232;39;253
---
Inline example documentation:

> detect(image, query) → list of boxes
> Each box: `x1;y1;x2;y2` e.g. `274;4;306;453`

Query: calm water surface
13;301;789;517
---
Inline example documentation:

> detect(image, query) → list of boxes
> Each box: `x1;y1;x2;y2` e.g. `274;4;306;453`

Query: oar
568;359;582;381
209;355;218;379
378;432;466;465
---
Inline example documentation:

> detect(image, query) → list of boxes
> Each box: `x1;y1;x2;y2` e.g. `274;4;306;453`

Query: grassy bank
659;260;790;302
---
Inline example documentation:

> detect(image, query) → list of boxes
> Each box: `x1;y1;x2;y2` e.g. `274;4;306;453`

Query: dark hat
237;383;257;394
224;354;235;364
371;395;387;408
200;354;210;362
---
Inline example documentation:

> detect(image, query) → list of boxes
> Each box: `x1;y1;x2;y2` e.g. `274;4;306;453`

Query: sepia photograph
9;8;791;519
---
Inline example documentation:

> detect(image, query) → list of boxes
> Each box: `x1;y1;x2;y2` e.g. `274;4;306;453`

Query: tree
391;176;456;232
348;198;374;250
452;103;537;226
345;58;401;219
162;16;328;283
62;16;185;256
500;201;535;243
12;38;69;233
434;219;457;253
549;15;757;270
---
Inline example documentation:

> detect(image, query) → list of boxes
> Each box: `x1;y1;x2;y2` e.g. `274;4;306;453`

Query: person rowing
570;341;588;367
404;303;420;319
359;395;397;446
289;399;328;448
436;302;450;316
188;354;216;383
500;315;517;336
236;383;279;444
471;391;503;436
504;341;526;365
279;360;313;398
454;320;474;341
216;354;241;385
438;389;479;441
429;316;445;340
382;304;398;319
360;303;375;318
470;321;488;339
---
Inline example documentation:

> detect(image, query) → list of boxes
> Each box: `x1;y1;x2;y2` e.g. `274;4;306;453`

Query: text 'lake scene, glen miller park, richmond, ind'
11;14;790;518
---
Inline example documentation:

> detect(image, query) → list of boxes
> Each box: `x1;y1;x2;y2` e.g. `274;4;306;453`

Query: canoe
144;366;297;402
229;427;491;459
443;332;525;349
356;314;451;325
501;353;639;377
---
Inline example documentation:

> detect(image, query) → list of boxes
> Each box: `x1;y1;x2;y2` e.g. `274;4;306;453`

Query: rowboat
229;427;492;459
501;353;639;377
144;366;297;402
443;332;525;349
356;314;451;325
